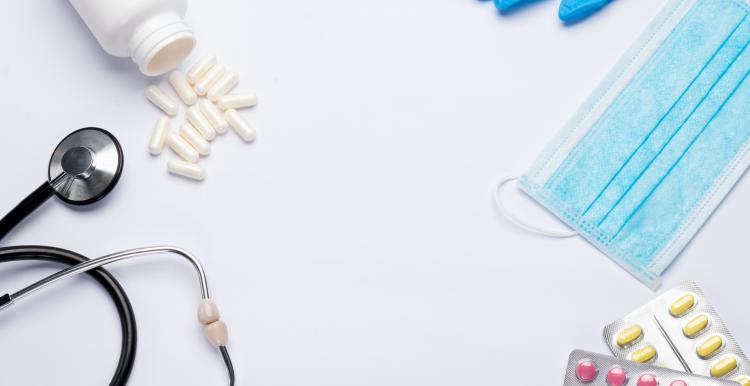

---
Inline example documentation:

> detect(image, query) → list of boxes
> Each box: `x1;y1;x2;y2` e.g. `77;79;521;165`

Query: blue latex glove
493;0;540;12
493;0;615;23
558;0;615;23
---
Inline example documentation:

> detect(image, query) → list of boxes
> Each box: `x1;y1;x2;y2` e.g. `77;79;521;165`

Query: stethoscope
0;128;234;385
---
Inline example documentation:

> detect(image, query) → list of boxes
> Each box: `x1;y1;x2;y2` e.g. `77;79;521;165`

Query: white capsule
203;320;228;347
167;132;199;163
145;85;179;116
198;99;229;134
207;71;239;102
168;70;197;105
186;54;217;85
186;106;217;141
217;93;258;110
148;116;170;155
180;123;211;156
225;109;256;142
168;159;205;181
194;64;225;96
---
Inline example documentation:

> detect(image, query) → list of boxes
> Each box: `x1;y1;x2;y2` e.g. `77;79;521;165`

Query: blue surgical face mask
517;0;750;288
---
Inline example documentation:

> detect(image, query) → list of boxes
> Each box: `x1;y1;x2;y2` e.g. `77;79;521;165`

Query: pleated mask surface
520;0;750;288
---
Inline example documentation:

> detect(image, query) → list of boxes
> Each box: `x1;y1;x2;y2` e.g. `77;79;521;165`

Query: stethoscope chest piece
48;128;123;205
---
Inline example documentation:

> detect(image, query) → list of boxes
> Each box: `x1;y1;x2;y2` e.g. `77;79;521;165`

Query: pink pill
670;381;687;386
637;373;658;386
606;366;628;386
576;360;598;383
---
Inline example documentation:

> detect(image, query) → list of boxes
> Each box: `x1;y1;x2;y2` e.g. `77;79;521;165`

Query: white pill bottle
68;0;195;76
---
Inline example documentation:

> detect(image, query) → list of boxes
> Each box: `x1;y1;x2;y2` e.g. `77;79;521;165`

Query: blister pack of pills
603;282;749;385
565;350;740;386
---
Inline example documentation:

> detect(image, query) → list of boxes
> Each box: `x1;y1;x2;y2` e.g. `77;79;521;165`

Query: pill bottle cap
129;12;196;77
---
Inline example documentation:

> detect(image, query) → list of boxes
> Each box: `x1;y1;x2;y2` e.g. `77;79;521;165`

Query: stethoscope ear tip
48;127;124;206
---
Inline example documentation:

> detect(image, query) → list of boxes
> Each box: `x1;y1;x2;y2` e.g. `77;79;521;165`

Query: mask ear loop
493;176;579;238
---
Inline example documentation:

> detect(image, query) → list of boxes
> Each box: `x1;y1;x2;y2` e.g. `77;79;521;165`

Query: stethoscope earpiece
48;127;123;205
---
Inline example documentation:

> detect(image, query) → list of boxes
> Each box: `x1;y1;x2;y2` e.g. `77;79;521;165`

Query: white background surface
1;0;749;385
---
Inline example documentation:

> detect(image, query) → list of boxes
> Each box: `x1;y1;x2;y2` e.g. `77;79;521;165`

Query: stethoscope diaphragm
48;127;123;205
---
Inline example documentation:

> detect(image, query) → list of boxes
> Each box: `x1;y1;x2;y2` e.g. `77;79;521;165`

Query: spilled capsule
180;123;211;156
148;116;170;155
167;132;199;163
217;93;258;110
168;159;205;181
186;54;217;85
194;64;225;96
169;70;198;105
225;109;256;142
207;71;239;102
145;85;179;116
187;106;217;141
198;99;229;134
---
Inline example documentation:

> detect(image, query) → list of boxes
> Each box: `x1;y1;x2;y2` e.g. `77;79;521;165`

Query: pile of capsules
146;54;258;181
565;282;749;386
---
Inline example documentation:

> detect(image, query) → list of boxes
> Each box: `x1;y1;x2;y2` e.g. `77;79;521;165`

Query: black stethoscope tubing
0;128;136;386
0;246;137;386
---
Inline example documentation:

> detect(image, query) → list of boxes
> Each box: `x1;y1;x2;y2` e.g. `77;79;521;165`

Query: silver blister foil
603;282;749;383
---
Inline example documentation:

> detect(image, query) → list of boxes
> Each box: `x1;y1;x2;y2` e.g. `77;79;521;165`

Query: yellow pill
670;293;696;317
734;376;750;386
616;325;643;347
683;314;710;338
697;335;724;359
630;345;657;363
711;356;738;378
